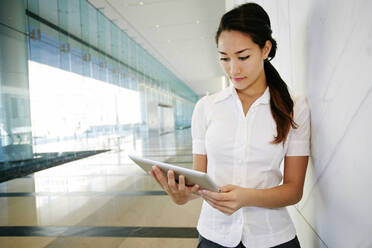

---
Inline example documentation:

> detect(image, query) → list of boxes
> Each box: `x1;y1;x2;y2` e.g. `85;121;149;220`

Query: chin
233;82;250;90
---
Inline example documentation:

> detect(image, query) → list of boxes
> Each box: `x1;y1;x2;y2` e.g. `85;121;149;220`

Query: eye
220;58;229;62
239;56;250;61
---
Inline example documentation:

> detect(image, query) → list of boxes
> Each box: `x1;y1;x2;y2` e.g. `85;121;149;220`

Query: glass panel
70;38;83;76
97;11;106;52
0;1;33;162
21;0;199;160
27;0;39;14
38;0;58;26
39;22;60;68
87;1;98;48
66;0;81;39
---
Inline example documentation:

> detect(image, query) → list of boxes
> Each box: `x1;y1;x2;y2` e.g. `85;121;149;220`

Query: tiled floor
0;129;202;247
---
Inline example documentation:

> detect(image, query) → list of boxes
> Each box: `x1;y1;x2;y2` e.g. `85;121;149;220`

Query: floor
0;129;202;248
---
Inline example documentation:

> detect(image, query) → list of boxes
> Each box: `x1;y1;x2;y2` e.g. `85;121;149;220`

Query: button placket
242;107;257;187
233;100;245;185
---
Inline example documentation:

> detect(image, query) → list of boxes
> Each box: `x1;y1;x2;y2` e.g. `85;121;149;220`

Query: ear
263;40;272;60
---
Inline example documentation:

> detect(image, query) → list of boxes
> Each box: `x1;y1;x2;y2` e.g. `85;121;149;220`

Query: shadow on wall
303;0;372;247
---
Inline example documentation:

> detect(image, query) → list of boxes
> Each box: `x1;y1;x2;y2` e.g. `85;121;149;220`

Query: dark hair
215;2;297;144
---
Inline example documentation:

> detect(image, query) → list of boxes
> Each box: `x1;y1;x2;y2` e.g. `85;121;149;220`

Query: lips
232;77;245;82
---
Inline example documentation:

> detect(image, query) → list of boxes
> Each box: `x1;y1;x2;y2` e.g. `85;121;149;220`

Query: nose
229;60;241;76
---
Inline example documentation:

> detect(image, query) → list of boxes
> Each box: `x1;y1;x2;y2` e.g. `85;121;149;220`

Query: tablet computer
128;154;220;192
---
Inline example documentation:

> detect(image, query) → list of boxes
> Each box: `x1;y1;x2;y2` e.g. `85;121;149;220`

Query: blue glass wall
26;0;198;102
0;0;33;162
24;0;198;153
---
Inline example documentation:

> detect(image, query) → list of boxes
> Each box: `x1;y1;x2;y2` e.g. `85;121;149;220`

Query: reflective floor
0;129;202;248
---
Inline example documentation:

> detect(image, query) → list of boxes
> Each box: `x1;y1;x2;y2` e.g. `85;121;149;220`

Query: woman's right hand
149;166;199;205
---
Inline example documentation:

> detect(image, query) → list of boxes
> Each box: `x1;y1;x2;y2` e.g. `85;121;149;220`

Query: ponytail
264;60;297;144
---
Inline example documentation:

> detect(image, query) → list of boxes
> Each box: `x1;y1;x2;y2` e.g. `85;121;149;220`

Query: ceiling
88;0;227;97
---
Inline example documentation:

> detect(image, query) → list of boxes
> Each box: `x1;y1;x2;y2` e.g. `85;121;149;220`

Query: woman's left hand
199;185;250;215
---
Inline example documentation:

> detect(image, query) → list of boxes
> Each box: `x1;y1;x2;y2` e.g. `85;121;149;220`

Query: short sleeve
286;96;311;156
191;97;207;155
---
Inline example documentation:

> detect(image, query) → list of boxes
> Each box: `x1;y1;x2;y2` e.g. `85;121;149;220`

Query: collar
213;83;234;103
213;83;270;105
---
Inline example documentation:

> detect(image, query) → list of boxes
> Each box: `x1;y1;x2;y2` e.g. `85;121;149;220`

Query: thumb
190;184;200;193
219;184;235;193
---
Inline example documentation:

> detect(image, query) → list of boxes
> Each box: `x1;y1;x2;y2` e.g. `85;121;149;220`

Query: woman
150;2;310;248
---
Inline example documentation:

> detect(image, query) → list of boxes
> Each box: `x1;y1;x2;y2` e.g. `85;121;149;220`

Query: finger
201;190;229;201
149;170;163;188
205;199;233;215
201;194;233;210
167;170;178;193
203;195;226;207
199;193;219;205
220;184;235;193
153;166;170;192
178;175;186;191
149;169;162;186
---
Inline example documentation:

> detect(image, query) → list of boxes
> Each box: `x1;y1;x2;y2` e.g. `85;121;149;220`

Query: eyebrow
218;48;252;55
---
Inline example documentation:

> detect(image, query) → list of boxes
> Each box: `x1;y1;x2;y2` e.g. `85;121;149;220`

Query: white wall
226;0;372;247
196;75;229;97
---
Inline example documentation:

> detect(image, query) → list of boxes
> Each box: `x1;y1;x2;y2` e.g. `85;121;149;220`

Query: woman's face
217;30;271;93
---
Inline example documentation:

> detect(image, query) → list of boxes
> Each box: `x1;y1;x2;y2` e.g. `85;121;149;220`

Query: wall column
0;0;33;162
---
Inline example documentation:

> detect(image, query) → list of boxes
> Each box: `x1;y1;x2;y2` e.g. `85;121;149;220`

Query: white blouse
191;84;310;248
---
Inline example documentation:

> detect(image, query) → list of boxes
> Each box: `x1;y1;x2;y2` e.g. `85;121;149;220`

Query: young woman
150;2;310;248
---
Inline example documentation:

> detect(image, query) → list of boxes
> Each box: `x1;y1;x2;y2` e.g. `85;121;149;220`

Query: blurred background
0;0;371;247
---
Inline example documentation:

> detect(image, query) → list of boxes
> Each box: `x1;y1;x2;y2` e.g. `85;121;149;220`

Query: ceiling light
139;1;144;5
196;20;200;24
155;24;160;28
